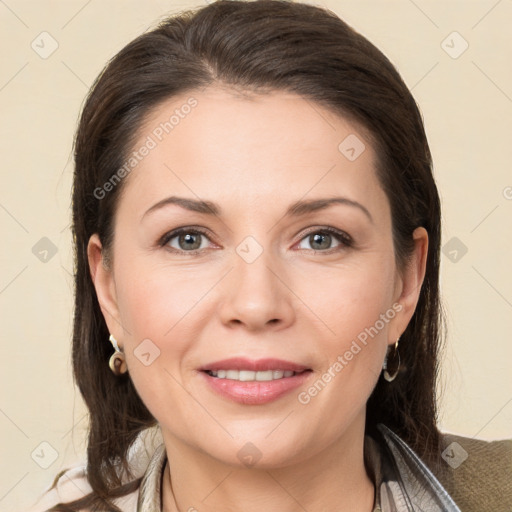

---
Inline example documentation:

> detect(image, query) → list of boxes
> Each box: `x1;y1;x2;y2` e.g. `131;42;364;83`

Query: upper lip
199;357;311;372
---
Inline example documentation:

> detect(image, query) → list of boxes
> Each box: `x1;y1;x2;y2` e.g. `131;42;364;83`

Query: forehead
117;86;386;218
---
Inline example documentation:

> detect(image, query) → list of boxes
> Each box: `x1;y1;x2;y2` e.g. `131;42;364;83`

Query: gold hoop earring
383;336;400;382
109;334;127;375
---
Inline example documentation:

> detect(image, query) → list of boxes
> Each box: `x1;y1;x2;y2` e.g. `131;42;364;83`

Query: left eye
162;229;211;252
296;229;352;251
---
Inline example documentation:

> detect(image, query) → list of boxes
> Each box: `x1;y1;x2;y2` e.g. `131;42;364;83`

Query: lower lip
199;370;313;405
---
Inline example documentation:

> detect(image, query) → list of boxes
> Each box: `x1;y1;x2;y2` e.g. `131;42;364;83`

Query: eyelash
158;226;354;255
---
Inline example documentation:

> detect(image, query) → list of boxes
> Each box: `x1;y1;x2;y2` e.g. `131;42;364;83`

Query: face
88;86;427;469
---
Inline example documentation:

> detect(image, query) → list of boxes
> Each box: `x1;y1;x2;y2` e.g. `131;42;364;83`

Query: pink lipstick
198;357;313;405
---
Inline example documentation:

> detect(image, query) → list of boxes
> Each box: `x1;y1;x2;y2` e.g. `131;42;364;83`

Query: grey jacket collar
370;424;461;511
137;424;461;511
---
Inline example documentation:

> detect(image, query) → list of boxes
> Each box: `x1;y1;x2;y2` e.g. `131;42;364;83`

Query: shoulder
434;431;512;512
27;426;163;512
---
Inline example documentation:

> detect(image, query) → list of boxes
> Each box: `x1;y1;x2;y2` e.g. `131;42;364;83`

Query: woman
28;1;511;511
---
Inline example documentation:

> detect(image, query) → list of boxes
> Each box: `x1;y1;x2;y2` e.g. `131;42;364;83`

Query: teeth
207;369;296;381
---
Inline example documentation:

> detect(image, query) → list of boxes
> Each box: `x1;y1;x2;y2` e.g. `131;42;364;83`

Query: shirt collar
137;442;166;511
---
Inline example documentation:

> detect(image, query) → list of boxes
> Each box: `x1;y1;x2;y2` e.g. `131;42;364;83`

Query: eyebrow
142;196;373;223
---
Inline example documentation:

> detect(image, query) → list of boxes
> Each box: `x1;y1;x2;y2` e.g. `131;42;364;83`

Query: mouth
203;369;311;381
198;357;313;405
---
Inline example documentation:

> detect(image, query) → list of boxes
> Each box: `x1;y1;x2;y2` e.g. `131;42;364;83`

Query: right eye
159;228;214;254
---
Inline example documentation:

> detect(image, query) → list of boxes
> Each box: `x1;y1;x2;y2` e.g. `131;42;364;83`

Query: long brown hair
50;0;444;509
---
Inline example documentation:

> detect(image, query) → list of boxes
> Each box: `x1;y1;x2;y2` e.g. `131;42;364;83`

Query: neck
161;419;375;512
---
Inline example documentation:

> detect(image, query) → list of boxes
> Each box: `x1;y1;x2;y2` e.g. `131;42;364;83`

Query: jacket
28;423;512;511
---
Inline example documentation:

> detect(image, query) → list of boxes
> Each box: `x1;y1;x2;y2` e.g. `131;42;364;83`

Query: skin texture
88;86;428;512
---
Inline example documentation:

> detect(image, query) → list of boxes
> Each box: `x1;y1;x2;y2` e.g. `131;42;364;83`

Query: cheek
291;266;395;449
115;256;210;340
113;263;203;421
299;257;396;341
297;254;396;403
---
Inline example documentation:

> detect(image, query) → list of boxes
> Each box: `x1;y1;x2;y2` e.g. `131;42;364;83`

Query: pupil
180;233;201;250
311;233;330;250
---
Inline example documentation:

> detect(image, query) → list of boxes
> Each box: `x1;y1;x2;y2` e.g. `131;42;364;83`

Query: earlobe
87;234;122;337
391;227;429;343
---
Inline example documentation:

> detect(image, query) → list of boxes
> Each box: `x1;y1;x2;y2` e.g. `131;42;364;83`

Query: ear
390;226;429;345
87;233;124;344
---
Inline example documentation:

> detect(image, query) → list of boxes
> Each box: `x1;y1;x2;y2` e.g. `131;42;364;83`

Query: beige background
1;0;511;510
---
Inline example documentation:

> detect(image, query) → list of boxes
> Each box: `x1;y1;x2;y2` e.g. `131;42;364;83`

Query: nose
218;246;296;332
